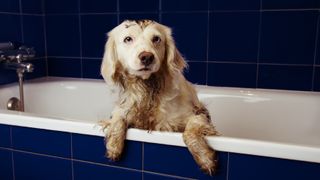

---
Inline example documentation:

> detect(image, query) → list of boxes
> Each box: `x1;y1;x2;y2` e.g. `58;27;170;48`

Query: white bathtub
0;77;319;163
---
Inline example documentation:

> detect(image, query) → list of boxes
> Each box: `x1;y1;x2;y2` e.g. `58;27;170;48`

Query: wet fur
100;20;219;175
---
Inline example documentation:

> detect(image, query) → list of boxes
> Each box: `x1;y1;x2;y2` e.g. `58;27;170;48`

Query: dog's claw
200;159;218;176
106;150;121;161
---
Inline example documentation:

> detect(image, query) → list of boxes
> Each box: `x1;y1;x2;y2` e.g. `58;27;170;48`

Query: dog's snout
139;51;154;66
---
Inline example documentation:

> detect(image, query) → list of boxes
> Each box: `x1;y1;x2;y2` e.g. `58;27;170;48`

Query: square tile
208;63;257;88
14;152;72;180
184;62;207;85
12;126;71;158
73;161;142;180
262;0;319;9
45;0;79;14
81;14;117;58
210;0;260;11
162;0;208;11
119;13;159;22
46;15;80;57
259;11;318;65
162;13;208;61
144;143;228;179
0;14;22;43
258;65;313;91
313;67;320;91
48;58;81;78
0;0;20;13
72;134;142;170
209;12;260;63
22;15;45;57
228;153;320;180
119;0;159;12
80;0;117;13
82;59;103;79
0;125;11;148
0;149;13;180
21;0;43;14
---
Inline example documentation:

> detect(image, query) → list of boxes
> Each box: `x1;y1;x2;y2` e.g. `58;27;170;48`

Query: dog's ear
101;34;118;85
164;26;187;74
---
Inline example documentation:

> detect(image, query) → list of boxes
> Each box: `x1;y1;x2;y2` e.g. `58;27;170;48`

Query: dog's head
101;20;187;85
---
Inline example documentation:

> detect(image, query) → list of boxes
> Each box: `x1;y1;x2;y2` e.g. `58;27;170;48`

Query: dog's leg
104;113;127;161
183;114;218;175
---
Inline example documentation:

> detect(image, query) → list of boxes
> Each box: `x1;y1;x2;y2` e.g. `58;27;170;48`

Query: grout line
311;13;320;91
18;0;24;43
158;0;162;22
9;127;16;180
205;9;210;85
256;0;263;88
42;0;49;77
70;134;75;180
226;153;230;180
0;12;43;16
78;0;83;78
116;0;120;24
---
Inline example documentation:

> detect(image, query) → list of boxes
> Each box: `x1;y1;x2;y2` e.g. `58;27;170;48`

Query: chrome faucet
0;42;36;112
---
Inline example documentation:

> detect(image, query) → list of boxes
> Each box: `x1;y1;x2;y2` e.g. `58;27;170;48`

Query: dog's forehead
122;19;155;30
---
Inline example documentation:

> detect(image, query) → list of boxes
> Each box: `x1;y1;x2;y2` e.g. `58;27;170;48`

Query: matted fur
100;20;218;175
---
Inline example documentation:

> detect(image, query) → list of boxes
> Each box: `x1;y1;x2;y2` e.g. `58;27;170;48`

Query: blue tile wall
0;124;11;148
14;151;72;180
2;0;318;91
1;125;320;179
228;153;320;180
0;149;13;180
0;1;46;85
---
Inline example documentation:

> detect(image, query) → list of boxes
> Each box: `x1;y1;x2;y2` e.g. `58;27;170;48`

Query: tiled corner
0;124;11;148
73;161;142;180
81;14;117;58
79;0;117;13
261;0;320;9
14;151;72;180
162;0;208;12
259;11;318;65
208;63;257;88
119;0;159;12
258;65;313;91
82;58;103;79
228;153;320;180
72;134;143;170
210;0;260;11
0;149;13;180
144;142;228;179
162;12;208;61
12;126;71;158
46;15;81;57
209;12;260;63
184;62;207;85
48;57;81;78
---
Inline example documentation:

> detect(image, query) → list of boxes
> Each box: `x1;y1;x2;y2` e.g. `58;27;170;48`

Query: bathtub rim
0;109;319;164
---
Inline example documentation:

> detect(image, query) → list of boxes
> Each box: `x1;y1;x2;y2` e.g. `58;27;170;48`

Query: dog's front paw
199;157;218;176
106;148;122;161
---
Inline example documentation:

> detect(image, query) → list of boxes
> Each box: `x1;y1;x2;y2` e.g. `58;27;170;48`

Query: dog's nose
139;51;154;66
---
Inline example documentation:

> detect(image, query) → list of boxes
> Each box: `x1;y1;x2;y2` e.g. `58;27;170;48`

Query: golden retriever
100;19;218;175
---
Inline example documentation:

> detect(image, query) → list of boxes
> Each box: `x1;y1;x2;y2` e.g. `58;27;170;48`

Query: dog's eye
152;36;161;44
124;36;133;43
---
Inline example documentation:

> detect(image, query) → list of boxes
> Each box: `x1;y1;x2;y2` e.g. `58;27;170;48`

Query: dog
100;19;218;175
